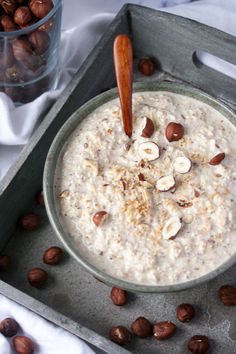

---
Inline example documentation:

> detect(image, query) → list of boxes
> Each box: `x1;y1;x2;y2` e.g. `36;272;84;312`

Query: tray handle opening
192;51;236;81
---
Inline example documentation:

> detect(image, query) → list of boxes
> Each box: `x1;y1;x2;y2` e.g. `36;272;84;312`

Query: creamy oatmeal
55;92;236;285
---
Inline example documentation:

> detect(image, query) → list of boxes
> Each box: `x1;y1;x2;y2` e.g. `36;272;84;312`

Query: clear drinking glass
0;0;62;104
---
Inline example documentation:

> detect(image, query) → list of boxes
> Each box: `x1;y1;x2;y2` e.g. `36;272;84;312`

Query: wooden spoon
113;34;133;138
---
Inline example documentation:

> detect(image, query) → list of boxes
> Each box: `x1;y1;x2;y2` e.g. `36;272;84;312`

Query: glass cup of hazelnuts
0;0;62;104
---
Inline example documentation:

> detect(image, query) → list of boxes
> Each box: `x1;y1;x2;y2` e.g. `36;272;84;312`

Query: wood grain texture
114;34;133;137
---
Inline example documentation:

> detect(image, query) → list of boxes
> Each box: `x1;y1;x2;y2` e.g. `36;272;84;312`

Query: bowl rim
43;81;236;293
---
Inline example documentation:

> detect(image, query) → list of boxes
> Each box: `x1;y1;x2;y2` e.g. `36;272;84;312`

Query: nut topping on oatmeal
165;122;184;142
163;216;182;240
173;156;192;174
209;152;225;165
177;200;193;208
138;173;145;181
141;117;155;138
182;214;193;224
84;159;99;175
194;190;200;198
156;175;175;192
138;141;160;161
59;190;69;198
92;211;108;227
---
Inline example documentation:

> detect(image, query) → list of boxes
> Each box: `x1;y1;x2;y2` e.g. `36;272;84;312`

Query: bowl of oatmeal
43;82;236;292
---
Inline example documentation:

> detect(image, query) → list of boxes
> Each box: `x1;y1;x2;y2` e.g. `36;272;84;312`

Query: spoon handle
113;34;133;138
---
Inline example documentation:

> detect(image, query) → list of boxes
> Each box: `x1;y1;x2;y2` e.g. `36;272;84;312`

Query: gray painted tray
1;4;236;353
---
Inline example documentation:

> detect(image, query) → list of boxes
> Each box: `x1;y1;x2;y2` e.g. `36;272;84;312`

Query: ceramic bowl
43;82;236;293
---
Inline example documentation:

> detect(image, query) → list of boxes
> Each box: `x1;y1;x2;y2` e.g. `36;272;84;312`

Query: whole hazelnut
109;326;131;345
1;15;18;32
138;58;155;76
188;335;209;354
27;267;47;287
43;246;63;265
12;38;44;72
0;0;17;16
0;43;15;69
110;287;127;306
0;318;19;337
18;213;40;230
165;122;184;142
6;64;23;82
0;255;11;271
28;30;49;55
5;86;23;102
29;0;53;19
131;317;152;338
219;285;236;306
209;152;225;166
12;38;34;62
138;173;145;181
19;17;37;29
176;303;195;322
36;190;44;206
92;211;108;227
153;321;176;340
13;335;34;354
14;6;32;26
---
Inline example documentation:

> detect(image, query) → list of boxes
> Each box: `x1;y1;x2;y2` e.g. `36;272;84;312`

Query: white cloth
0;294;95;354
1;1;236;353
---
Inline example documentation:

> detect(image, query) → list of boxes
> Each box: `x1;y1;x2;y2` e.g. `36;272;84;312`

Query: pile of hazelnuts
108;284;236;353
0;0;55;102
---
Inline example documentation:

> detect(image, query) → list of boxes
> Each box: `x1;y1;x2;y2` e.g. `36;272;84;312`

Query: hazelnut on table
176;303;195;322
153;321;176;340
131;317;152;338
188;335;209;354
219;285;236;306
109;326;131;345
110;287;127;306
138;58;156;76
13;335;34;354
18;213;41;231
0;318;19;337
0;254;11;271
27;267;47;287
43;246;63;265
